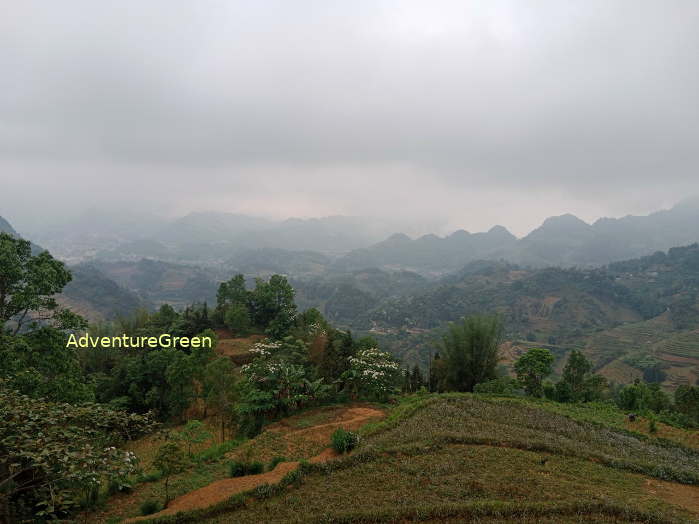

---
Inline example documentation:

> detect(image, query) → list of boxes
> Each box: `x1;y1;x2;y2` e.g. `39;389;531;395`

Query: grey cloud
1;1;698;235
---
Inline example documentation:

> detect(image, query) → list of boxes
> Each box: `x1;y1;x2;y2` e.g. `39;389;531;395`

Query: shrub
194;439;242;463
649;416;658;434
247;461;264;474
268;456;287;471
228;460;264;477
107;479;132;495
140;499;162;516
331;428;359;454
139;470;163;483
228;460;246;477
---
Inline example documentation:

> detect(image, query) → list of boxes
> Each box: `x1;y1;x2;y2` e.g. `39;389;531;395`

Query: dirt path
125;461;301;522
125;406;384;522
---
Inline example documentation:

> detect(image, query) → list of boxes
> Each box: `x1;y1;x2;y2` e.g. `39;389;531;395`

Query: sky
1;1;698;237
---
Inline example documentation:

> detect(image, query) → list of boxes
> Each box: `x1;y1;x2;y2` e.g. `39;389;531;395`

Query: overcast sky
2;1;698;237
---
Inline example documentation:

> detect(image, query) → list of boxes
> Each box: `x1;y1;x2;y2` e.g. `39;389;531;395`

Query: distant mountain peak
385;232;412;243
538;214;591;230
487;225;515;237
0;215;19;236
449;229;471;238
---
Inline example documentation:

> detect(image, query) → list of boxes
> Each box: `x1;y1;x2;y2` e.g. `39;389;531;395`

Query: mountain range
9;198;699;274
336;198;699;273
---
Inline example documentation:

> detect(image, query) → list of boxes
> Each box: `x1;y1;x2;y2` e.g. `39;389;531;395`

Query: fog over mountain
2;1;699;236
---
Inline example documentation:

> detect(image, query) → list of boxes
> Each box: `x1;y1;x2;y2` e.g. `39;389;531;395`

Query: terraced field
579;317;699;388
131;395;699;524
657;331;699;359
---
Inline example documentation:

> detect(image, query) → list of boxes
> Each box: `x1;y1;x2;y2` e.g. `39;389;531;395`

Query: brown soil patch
308;447;338;463
215;333;266;365
269;406;384;445
124;461;299;522
644;478;699;517
228;405;385;465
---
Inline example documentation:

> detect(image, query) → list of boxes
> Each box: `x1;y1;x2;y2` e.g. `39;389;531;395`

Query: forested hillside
313;246;699;390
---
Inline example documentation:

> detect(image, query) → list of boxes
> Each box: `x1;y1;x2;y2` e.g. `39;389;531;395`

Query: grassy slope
197;395;698;523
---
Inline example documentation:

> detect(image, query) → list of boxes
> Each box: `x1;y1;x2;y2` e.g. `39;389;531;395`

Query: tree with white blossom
341;347;401;401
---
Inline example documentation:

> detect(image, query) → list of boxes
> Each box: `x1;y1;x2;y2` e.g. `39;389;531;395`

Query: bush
247;461;264;474
649;416;658;434
107;479;132;495
138;470;163;483
228;460;246;477
331;428;359;454
194;439;242;463
268;456;287;471
140;499;162;516
228;460;264;477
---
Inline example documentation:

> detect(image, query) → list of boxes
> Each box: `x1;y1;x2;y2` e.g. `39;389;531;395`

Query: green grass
368;396;699;484
198;442;689;523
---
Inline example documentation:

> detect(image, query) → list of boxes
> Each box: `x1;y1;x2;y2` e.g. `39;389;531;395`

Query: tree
153;442;188;507
204;357;238;441
616;380;671;413
438;315;503;392
165;351;195;420
675;385;699;422
555;350;606;403
0;382;155;521
175;420;212;457
341;347;400;401
0;233;83;334
216;274;249;310
560;350;592;401
224;303;251;335
249;275;297;337
514;348;554;397
409;364;424;392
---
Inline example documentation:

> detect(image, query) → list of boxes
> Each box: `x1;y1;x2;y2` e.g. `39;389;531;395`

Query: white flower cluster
249;340;282;357
348;348;399;393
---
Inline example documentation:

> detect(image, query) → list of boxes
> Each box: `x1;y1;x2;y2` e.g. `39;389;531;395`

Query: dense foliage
0;383;155;521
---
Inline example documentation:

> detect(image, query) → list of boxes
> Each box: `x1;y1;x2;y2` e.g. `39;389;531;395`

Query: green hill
134;394;699;523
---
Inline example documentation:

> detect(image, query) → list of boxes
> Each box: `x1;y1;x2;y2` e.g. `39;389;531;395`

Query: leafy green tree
438;315;503;392
318;330;356;382
0;328;95;403
204;356;238;440
153;442;188;507
554;350;606;403
216;274;249;310
224;303;251;335
0;233;83;334
341;347;400;401
249;275;297;337
675;385;699;422
559;350;591;401
616;380;671;413
165;351;196;419
0;382;155;521
514;348;554;397
175;420;212;457
408;364;424;392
